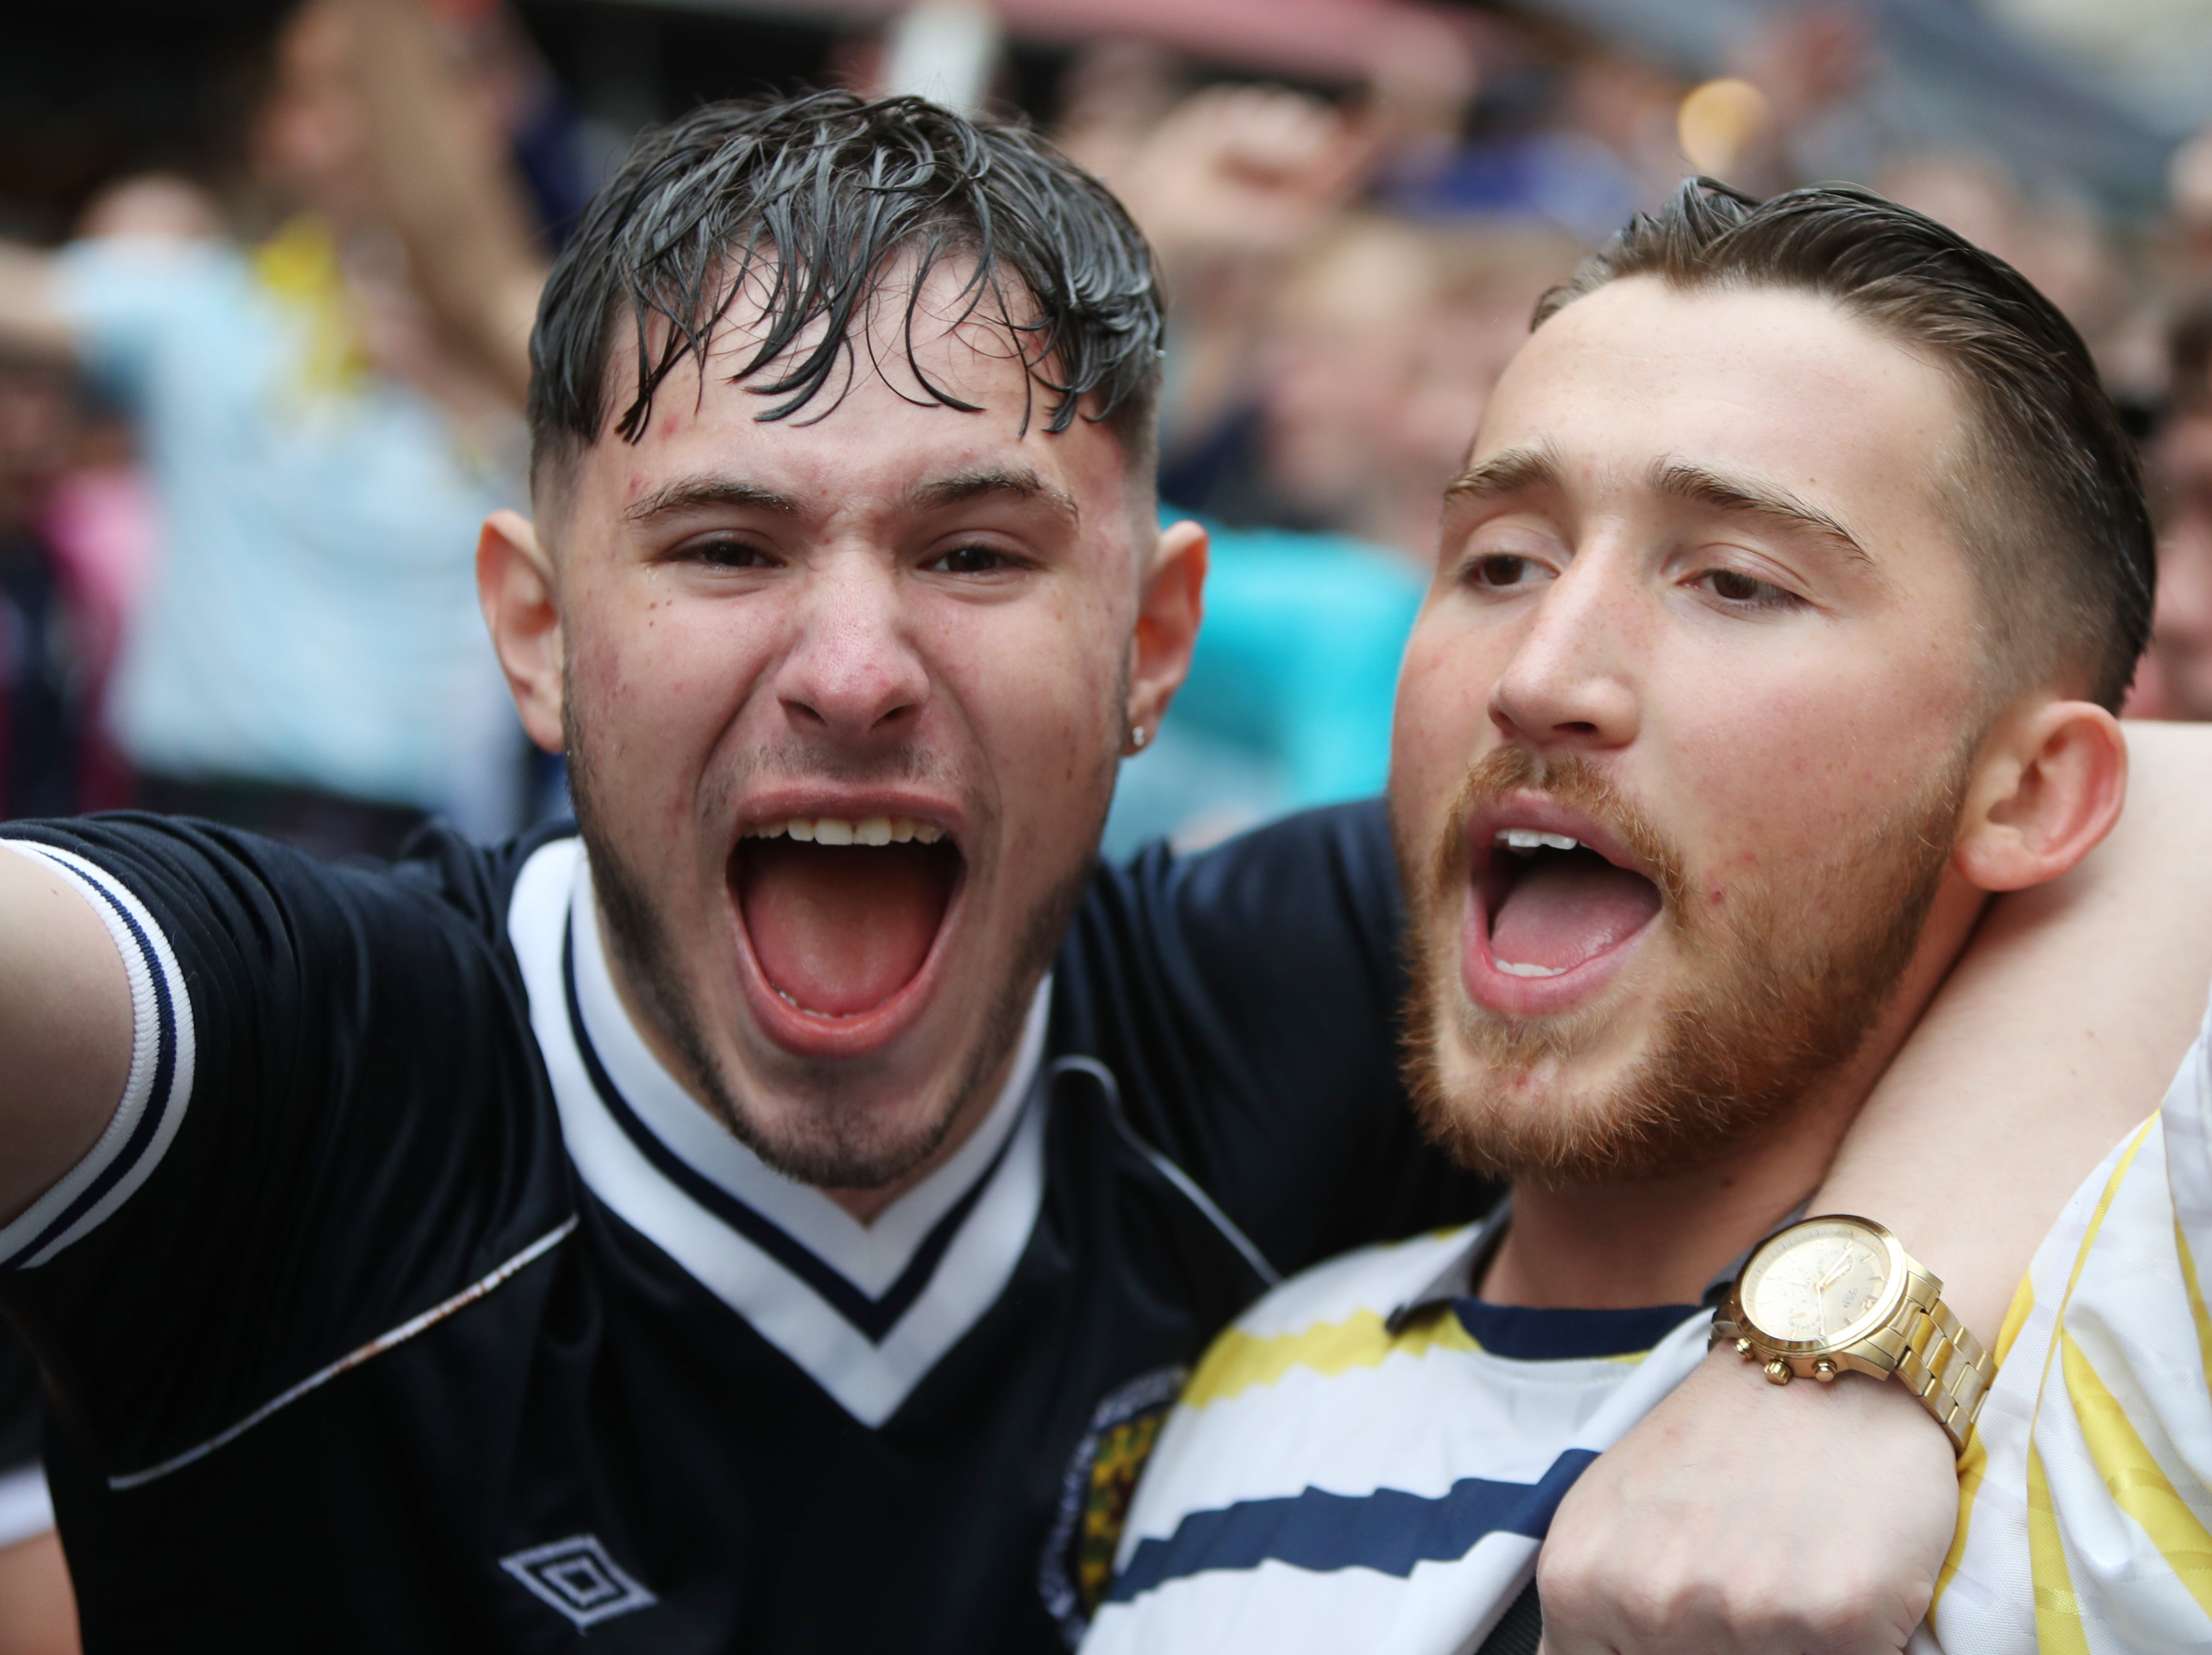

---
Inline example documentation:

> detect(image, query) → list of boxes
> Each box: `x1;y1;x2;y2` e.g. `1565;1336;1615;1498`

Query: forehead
559;258;1130;527
1475;278;1964;523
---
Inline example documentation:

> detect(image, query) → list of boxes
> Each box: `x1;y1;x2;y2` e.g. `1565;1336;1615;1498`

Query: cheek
1660;652;1972;880
1393;612;1505;816
569;588;773;786
925;586;1125;799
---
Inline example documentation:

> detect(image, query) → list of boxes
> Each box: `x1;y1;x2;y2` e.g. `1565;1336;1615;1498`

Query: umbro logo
500;1534;659;1630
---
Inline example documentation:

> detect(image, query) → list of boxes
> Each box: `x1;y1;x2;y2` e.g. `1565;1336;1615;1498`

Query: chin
726;1080;974;1192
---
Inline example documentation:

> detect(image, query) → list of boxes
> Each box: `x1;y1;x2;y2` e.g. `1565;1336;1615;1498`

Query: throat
734;839;958;1017
1482;1153;1831;1311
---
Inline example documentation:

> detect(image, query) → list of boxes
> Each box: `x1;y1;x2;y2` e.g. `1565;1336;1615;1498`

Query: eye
1697;566;1799;610
925;543;1023;575
1465;552;1546;591
680;536;779;570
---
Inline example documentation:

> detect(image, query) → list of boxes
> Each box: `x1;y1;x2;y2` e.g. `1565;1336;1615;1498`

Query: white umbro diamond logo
500;1534;659;1629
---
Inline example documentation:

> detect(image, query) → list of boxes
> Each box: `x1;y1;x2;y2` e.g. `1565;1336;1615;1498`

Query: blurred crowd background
2;0;2211;862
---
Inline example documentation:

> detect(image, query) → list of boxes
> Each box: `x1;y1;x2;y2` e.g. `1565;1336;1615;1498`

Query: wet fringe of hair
528;91;1164;462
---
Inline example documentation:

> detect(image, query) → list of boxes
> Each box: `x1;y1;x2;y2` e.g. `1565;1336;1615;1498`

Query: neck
1481;873;1989;1309
1479;1098;1854;1309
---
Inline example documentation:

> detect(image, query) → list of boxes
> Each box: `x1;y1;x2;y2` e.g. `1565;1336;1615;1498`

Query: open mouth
1474;823;1663;989
731;816;964;1020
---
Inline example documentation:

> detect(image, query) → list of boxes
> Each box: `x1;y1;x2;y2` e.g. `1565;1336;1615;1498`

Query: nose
1487;549;1641;751
773;553;930;745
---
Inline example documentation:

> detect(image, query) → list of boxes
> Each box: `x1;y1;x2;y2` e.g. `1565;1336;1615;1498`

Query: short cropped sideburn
1538;178;2155;710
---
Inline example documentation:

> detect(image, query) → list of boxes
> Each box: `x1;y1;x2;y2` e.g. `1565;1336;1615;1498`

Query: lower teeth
1496;959;1566;979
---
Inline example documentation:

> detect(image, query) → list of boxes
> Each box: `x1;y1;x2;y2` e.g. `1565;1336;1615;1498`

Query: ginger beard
1399;746;1970;1185
565;666;1109;1191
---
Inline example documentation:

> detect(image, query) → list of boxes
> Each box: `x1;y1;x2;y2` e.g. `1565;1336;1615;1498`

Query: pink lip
725;786;973;1061
1457;792;1660;1019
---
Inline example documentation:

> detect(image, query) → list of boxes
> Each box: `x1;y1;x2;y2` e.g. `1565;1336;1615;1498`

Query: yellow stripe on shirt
2023;1115;2159;1652
2029;1440;2092;1655
1181;1308;1480;1411
1935;1271;2039;1607
2060;1327;2212;1622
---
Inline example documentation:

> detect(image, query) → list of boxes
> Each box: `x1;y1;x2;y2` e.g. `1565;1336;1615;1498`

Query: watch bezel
1727;1214;1910;1358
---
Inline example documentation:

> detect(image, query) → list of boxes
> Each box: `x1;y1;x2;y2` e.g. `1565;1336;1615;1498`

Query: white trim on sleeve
0;1464;53;1549
0;840;196;1268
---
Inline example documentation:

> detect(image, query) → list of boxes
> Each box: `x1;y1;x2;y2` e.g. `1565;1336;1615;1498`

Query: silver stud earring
1130;725;1148;751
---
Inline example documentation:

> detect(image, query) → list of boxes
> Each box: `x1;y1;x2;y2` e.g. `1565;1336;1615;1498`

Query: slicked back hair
1537;179;2154;710
527;91;1164;499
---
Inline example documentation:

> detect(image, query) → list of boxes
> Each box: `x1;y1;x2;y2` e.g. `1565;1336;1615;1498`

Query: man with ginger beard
0;98;2211;1655
1081;179;2195;1655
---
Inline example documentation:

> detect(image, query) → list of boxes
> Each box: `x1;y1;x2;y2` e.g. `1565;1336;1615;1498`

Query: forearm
1818;719;2212;1341
347;0;544;404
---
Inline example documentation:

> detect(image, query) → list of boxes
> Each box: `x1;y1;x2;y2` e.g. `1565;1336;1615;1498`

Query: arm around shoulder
1536;720;2212;1655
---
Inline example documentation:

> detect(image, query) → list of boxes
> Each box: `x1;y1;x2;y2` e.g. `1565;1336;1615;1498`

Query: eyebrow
1444;443;1564;507
905;464;1080;527
1650;458;1874;567
623;476;799;522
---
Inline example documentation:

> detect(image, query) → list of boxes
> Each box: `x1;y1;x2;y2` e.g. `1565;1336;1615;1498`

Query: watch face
1739;1219;1898;1350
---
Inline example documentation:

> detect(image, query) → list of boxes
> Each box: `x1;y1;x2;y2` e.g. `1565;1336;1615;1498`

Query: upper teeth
1497;829;1580;853
745;817;945;846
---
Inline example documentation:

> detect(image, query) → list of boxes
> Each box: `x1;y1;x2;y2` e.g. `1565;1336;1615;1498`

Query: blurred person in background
0;358;91;826
1106;206;1576;854
2128;298;2212;721
1054;66;1582;853
0;0;534;859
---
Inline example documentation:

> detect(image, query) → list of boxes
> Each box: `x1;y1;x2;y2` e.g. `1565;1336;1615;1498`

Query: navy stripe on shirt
1106;1448;1598;1603
1450;1300;1705;1361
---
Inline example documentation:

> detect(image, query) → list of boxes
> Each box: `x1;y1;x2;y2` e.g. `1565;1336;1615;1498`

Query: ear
1953;700;2128;892
477;509;566;755
1123;518;1209;752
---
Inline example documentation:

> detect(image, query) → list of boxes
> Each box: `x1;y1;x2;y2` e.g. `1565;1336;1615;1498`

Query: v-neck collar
510;837;1052;1426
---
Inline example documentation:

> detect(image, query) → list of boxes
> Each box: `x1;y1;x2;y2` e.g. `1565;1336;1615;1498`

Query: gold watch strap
1891;1281;1996;1454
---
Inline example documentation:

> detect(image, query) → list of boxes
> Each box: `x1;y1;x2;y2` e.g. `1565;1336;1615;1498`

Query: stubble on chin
1397;747;1968;1188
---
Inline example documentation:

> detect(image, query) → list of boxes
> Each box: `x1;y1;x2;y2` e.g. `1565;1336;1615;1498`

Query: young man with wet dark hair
1083;179;2200;1655
0;102;2206;1655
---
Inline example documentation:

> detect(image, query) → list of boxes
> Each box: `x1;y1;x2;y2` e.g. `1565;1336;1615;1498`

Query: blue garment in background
55;236;519;828
1103;515;1425;860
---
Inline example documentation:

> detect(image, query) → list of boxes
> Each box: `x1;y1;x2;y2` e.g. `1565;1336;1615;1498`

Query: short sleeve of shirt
49;236;241;406
0;817;570;1487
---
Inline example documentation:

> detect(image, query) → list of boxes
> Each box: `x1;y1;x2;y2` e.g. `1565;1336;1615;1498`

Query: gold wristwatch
1713;1215;1995;1455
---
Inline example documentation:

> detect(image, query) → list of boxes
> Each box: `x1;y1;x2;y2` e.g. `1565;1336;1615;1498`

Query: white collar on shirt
508;835;1052;1426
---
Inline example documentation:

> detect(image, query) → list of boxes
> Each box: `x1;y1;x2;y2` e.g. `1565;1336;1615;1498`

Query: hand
1537;1349;1957;1655
1104;86;1380;275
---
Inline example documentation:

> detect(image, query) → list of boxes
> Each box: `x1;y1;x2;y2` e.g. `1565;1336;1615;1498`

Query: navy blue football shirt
0;803;1493;1652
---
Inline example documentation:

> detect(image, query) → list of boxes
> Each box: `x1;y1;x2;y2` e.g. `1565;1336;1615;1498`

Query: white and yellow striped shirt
1920;990;2212;1655
1078;1221;1712;1654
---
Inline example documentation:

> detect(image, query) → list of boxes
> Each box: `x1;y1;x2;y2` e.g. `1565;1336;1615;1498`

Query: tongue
1491;856;1662;972
736;840;955;1018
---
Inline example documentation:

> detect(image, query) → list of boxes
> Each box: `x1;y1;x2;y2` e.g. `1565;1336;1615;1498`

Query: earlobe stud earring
1130;725;1148;752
